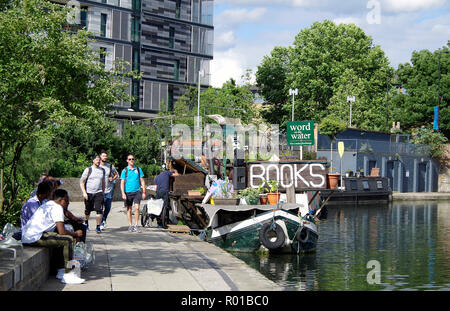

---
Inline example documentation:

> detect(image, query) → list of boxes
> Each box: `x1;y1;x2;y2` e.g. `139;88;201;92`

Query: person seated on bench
21;179;54;230
21;189;85;284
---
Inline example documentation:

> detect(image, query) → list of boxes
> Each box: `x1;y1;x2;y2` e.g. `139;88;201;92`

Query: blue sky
210;0;450;87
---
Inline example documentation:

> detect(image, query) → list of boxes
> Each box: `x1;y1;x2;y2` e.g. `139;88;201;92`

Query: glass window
102;0;107;3
169;27;175;48
174;60;179;81
132;48;139;71
131;17;140;42
168;85;174;112
101;13;107;37
80;6;88;29
176;0;181;18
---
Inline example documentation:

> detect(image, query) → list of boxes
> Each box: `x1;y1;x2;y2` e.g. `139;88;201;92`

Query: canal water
231;200;450;291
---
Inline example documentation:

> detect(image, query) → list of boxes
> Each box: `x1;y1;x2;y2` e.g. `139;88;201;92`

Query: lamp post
347;96;355;127
289;88;298;122
197;69;204;127
437;50;449;130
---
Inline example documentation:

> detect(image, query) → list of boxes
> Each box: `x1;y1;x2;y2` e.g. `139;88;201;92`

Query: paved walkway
39;202;281;291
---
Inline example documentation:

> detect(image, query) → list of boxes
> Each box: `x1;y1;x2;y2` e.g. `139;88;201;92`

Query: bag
73;241;95;269
1;223;21;241
147;198;164;216
84;166;106;189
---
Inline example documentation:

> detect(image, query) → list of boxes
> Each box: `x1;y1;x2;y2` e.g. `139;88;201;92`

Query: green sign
287;121;314;146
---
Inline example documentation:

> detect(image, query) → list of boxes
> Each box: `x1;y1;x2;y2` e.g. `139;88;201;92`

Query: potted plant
188;186;205;196
258;180;269;204
266;179;280;205
240;187;260;205
345;169;353;178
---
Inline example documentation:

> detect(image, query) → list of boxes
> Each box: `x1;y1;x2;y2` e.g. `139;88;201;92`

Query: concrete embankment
392;192;450;201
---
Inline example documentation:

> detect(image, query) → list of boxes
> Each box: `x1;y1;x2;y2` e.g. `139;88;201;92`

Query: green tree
390;46;450;138
256;20;392;130
0;0;137;214
255;46;291;124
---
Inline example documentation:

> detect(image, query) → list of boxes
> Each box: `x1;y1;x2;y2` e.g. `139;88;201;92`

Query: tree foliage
390;45;450;138
256;20;392;131
0;0;137;213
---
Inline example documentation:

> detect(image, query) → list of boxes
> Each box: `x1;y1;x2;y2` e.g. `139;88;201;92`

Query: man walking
80;155;105;234
99;151;118;230
120;154;146;232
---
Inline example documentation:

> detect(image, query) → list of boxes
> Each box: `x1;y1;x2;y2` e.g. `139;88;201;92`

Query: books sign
286;121;314;146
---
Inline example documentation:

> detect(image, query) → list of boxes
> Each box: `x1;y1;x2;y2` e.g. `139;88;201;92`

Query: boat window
377;180;383;189
350;180;358;190
362;180;370;190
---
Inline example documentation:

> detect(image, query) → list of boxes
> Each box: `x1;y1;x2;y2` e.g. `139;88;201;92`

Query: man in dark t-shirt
154;168;179;228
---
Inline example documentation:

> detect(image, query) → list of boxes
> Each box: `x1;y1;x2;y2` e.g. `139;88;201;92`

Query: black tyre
259;222;285;250
295;226;310;244
141;204;149;227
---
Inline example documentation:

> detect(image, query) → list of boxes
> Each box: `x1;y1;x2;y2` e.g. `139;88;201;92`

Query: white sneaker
56;268;65;280
100;221;107;230
61;271;85;284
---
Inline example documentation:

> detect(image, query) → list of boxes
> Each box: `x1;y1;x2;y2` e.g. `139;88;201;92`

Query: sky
209;0;450;88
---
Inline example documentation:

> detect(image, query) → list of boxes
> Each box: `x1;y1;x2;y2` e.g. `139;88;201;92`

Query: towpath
39;201;281;291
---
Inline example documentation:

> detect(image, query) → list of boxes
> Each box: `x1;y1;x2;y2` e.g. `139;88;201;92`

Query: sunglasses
128;158;135;161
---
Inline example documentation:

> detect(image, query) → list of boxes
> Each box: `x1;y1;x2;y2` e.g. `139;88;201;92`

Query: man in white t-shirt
22;189;85;284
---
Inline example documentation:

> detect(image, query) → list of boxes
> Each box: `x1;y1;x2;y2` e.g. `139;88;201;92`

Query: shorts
84;192;104;215
124;191;142;207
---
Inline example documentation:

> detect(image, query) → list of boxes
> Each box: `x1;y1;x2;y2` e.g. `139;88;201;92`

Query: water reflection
232;200;450;291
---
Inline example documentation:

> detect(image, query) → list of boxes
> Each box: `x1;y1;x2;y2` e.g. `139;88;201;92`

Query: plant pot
327;173;340;189
213;198;240;205
267;193;280;205
245;196;259;205
259;194;268;205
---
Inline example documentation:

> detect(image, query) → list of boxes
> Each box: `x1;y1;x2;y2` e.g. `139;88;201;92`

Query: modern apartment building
65;0;213;119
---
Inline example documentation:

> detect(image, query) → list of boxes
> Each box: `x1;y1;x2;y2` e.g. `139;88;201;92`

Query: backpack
85;166;106;189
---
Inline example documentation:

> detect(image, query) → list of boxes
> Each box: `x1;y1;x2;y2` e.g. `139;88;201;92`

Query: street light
347;96;355;127
437;49;449;130
289;88;298;122
197;68;204;127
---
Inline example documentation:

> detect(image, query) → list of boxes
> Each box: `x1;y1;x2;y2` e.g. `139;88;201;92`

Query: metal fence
317;138;431;157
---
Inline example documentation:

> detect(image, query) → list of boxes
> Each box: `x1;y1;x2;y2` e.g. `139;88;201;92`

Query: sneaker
96;226;102;234
100;221;107;230
128;226;135;232
56;268;65;280
61;271;85;284
134;225;142;233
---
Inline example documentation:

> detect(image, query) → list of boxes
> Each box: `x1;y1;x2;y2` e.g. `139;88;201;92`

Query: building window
80;6;88;29
168;86;174;112
176;0;181;18
132;80;139;110
169;27;175;48
99;47;106;67
132;0;141;11
102;0;107;3
174;60;179;81
101;13;107;37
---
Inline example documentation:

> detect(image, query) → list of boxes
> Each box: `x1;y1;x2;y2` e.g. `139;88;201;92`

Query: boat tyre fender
296;226;309;244
259;222;286;250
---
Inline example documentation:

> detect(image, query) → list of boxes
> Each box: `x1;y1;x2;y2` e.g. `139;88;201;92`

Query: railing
317;139;431;157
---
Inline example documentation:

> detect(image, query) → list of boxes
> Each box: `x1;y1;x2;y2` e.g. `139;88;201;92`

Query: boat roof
169;156;208;175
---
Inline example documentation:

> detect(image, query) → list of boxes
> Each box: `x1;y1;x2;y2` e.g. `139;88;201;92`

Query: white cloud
215;31;237;50
333;17;363;26
216;7;268;26
381;0;447;13
210;50;245;88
